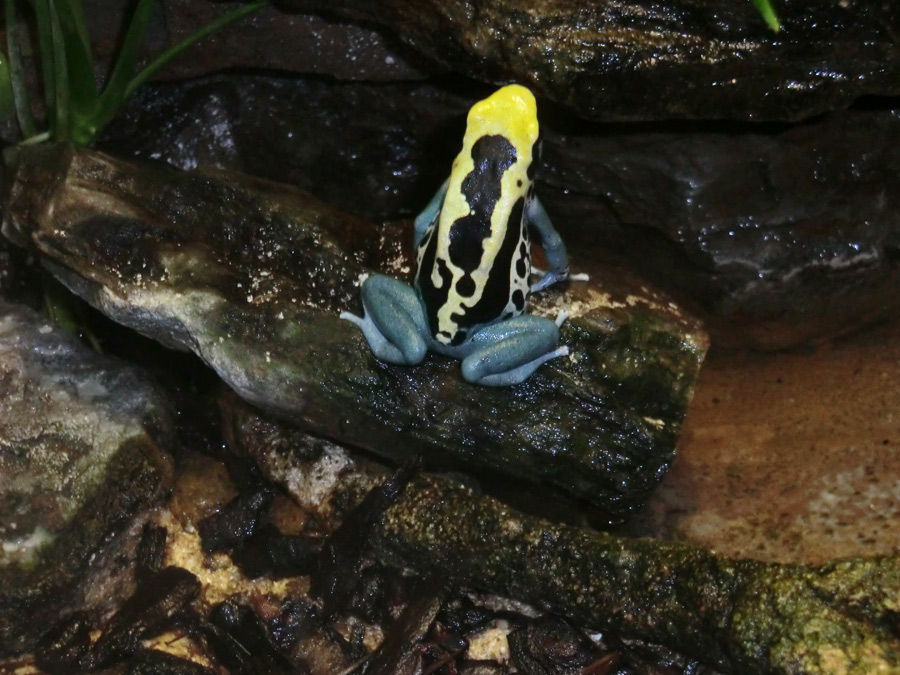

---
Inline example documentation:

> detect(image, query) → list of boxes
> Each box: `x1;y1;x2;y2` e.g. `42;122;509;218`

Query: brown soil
635;318;900;564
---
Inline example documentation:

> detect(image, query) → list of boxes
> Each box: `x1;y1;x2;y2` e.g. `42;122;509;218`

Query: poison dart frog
341;84;583;386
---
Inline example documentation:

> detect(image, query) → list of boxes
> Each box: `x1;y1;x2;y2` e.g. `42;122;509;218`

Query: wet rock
169;453;238;530
310;462;418;619
162;0;427;82
458;663;507;675
273;0;900;122
77;0;425;89
124;649;216;675
0;302;174;654
0;229;41;307
92;566;201;669
35;566;202;672
3;144;706;520
541;102;900;350
99;76;469;221
101;75;900;349
364;577;446;675
228;525;319;580
196;487;272;554
507;615;604;675
201;387;731;672
207;599;299;674
276;601;357;673
87;0;900;122
220;389;383;530
136;524;169;583
348;565;415;627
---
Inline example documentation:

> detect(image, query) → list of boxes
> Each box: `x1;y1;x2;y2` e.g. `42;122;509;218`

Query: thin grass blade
4;0;39;138
46;0;70;140
93;0;158;130
752;0;780;32
31;0;60;138
122;1;267;100
54;0;100;135
92;0;266;141
43;275;103;353
0;54;14;121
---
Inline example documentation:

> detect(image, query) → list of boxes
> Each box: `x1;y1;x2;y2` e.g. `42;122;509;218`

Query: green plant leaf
6;0;266;146
46;0;71;140
42;273;103;353
752;0;780;32
31;0;74;140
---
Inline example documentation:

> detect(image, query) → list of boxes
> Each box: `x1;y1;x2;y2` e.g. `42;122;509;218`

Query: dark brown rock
540;102;900;349
99;77;468;221
163;0;427;82
78;0;426;86
0;302;174;654
273;0;900;122
81;1;900;122
3;144;707;520
101;75;900;348
0;229;41;308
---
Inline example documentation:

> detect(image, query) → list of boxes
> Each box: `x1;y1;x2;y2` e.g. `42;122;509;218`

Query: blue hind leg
340;275;429;365
460;314;568;386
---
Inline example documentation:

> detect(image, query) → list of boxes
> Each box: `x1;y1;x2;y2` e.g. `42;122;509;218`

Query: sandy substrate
635;318;900;565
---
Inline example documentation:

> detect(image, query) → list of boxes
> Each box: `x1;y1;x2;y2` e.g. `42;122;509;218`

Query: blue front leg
460;315;568;386
413;178;449;249
340;275;429;365
527;196;571;293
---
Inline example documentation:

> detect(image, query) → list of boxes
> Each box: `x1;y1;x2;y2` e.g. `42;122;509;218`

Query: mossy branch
375;476;900;674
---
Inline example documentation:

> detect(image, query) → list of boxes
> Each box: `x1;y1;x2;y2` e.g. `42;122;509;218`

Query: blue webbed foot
530;267;590;294
530;268;568;293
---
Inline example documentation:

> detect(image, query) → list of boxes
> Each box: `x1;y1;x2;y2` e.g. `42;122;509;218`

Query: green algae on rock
0;301;174;655
374;474;900;674
3;143;706;520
